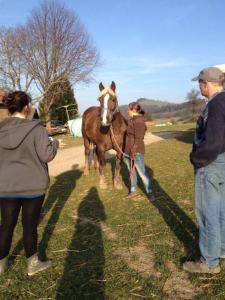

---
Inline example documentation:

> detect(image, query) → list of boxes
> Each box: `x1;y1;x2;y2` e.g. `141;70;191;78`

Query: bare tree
186;89;201;116
15;0;100;124
0;27;33;91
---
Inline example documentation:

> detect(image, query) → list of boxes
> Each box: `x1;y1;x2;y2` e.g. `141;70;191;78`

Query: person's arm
34;125;59;163
190;100;225;168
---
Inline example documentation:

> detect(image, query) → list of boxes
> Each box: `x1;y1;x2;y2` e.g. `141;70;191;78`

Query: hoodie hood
0;117;41;149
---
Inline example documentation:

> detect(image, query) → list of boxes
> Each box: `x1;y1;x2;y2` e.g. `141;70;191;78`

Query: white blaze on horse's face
98;82;117;126
102;93;110;126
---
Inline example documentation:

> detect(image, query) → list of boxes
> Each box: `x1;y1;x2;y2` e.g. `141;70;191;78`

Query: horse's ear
99;82;105;91
111;81;116;92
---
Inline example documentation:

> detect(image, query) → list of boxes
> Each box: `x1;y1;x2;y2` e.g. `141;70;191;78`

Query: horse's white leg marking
102;94;109;126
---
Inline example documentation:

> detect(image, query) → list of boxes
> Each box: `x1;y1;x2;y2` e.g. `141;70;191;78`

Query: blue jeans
124;153;153;194
195;153;225;267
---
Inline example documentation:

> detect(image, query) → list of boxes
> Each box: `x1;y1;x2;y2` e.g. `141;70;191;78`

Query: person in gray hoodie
0;91;59;276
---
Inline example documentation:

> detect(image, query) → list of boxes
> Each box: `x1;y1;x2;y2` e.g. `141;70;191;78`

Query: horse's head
98;81;118;126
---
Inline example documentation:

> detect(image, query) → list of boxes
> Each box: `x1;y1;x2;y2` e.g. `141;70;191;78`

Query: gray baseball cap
192;67;225;82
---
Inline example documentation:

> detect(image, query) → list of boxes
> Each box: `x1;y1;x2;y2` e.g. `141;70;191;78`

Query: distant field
149;122;195;133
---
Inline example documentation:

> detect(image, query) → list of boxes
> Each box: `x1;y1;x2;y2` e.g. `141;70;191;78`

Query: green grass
1;131;225;299
149;122;195;132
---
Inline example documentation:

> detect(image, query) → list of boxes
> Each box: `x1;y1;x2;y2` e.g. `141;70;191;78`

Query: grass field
53;122;196;151
1;131;225;299
149;122;196;133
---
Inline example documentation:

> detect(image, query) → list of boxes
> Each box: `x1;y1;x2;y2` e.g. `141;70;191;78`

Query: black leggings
0;195;45;259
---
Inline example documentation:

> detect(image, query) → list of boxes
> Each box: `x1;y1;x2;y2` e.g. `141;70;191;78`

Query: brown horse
82;81;127;189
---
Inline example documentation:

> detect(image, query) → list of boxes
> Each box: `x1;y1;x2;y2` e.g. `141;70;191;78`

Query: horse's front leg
114;153;123;190
98;149;107;190
93;146;99;171
83;138;90;175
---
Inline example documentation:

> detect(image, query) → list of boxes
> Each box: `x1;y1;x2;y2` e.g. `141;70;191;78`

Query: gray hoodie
0;117;59;196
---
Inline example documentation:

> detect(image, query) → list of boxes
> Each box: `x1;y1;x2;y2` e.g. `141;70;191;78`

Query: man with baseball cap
183;67;225;273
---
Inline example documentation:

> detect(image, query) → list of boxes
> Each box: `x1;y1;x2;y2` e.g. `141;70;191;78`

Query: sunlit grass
1;131;224;299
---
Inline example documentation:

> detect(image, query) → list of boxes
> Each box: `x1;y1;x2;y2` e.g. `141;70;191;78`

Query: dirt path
48;132;176;176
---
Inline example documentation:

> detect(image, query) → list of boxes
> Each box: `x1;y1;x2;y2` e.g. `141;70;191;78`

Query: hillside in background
120;98;205;122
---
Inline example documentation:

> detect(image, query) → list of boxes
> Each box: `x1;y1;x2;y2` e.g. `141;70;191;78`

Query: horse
82;81;127;189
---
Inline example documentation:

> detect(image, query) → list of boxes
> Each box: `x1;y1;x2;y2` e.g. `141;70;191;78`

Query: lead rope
109;125;135;179
109;125;124;155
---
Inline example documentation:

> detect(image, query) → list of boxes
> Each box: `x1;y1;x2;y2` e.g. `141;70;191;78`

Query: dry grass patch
101;223;118;241
113;245;161;278
163;261;203;300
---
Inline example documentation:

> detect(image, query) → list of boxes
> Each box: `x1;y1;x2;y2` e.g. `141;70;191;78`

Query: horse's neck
111;112;127;134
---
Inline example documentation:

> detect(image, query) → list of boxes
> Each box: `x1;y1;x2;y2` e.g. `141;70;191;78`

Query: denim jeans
195;153;225;267
124;153;153;194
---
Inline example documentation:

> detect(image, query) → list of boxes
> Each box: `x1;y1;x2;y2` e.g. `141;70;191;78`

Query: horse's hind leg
114;153;123;190
89;144;99;171
93;145;99;170
83;137;91;175
97;148;107;189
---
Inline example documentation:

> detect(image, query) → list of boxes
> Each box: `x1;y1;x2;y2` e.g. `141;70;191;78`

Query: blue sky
0;0;225;113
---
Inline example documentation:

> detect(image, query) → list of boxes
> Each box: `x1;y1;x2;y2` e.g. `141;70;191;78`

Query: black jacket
190;91;225;168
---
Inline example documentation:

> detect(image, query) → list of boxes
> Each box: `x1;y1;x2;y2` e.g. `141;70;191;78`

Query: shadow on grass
174;130;195;144
10;166;82;261
56;187;106;300
148;166;199;261
121;161;199;261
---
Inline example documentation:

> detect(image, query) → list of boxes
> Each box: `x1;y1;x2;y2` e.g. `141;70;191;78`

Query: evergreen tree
39;77;78;124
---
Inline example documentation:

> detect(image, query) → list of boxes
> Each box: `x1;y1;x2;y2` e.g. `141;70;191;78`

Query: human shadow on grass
121;161;199;262
56;187;106;300
148;165;199;262
10;166;82;262
175;130;195;144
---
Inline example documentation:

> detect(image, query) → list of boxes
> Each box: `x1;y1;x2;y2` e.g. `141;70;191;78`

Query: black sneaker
147;192;156;202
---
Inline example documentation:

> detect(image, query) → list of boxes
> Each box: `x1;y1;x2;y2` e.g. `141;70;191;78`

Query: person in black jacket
183;67;225;274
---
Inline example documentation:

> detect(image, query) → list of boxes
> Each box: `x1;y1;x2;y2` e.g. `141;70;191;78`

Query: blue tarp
68;117;82;137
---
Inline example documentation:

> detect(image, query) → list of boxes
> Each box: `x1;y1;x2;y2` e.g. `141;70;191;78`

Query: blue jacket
190;91;225;168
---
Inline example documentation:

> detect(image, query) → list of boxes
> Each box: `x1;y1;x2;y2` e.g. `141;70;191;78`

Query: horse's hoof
114;182;123;190
100;184;107;190
94;161;99;170
83;169;89;176
99;182;107;189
